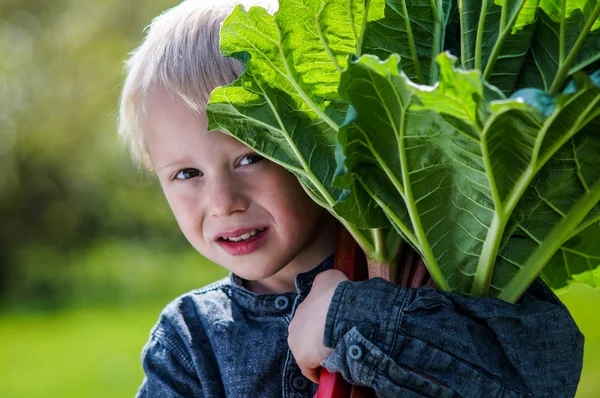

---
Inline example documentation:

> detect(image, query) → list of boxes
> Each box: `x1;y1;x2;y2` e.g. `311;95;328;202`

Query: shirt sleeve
321;278;584;398
136;321;204;398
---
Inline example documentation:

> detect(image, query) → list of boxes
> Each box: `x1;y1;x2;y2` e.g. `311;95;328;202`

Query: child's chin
235;263;287;282
237;268;277;281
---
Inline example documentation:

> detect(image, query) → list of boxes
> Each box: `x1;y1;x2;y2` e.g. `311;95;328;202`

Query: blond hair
118;0;277;169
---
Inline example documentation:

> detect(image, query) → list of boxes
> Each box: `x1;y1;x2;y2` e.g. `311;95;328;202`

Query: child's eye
238;153;264;167
175;168;202;180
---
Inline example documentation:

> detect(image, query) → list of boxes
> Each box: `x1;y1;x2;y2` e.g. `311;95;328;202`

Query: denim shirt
136;256;584;397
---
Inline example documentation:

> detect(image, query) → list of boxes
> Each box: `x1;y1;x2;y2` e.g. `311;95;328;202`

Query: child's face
143;87;336;293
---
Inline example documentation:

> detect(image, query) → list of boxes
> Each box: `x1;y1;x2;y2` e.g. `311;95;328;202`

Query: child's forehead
143;86;257;162
143;86;207;129
206;130;254;151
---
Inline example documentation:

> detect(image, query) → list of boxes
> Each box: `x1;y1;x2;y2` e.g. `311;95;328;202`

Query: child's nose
205;178;248;217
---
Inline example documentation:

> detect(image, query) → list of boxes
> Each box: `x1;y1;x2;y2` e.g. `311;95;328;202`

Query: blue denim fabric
322;277;583;397
136;255;583;397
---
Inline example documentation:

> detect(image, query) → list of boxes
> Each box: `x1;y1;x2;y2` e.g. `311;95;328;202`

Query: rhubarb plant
207;0;600;302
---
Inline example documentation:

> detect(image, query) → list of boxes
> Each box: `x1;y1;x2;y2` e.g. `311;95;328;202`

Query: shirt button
274;296;289;310
291;374;309;391
348;344;363;360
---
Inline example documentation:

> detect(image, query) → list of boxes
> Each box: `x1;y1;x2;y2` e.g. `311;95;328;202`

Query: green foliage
9;240;227;311
460;0;538;92
0;0;213;309
0;305;159;398
338;53;600;301
524;0;600;92
207;0;600;301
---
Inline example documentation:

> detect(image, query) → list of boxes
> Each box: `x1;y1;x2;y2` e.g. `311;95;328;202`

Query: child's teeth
225;229;263;242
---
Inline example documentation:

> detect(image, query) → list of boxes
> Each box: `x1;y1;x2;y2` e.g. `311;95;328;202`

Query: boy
119;1;584;396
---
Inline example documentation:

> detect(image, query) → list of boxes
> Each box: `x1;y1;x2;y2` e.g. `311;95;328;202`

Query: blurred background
0;0;598;397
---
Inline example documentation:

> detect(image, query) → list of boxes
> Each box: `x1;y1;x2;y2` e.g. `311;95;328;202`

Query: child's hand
288;269;348;383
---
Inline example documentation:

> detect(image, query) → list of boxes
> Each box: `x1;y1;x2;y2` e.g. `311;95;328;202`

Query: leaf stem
559;1;566;66
429;0;443;85
401;0;425;84
316;3;342;73
566;212;600;241
470;108;535;296
366;257;391;280
474;0;489;71
483;0;529;81
341;220;377;259
549;3;600;93
357;178;419;248
373;228;384;258
459;1;468;68
498;178;600;303
479;116;504;213
398;105;449;291
537;96;600;167
470;213;506;296
348;0;360;49
356;0;371;57
500;0;507;32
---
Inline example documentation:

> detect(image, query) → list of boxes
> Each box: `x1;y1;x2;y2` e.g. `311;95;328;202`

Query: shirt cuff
321;327;459;397
322;278;535;398
323;277;411;351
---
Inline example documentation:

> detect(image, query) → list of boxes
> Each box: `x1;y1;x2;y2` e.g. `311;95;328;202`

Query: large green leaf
335;53;600;298
361;0;454;85
518;1;600;92
337;53;496;293
460;0;538;95
490;89;600;299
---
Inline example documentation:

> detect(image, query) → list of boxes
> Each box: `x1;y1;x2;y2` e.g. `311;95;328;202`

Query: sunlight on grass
0;305;157;398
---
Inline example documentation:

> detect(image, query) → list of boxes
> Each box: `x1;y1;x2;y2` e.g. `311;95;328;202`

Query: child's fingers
300;364;321;384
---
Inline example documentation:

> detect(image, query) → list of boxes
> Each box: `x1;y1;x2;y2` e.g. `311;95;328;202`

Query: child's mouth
219;228;267;243
217;228;269;256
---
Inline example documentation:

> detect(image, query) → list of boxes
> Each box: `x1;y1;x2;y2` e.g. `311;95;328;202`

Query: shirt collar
294;254;334;296
228;255;334;315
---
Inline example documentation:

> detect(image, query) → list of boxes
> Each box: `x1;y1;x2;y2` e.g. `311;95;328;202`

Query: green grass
0;284;598;397
0;304;160;398
558;284;600;397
